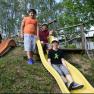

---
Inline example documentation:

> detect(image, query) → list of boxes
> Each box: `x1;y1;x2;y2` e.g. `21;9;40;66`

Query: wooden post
80;24;86;49
80;24;91;59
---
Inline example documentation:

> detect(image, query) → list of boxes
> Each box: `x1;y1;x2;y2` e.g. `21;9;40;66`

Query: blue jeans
52;64;69;76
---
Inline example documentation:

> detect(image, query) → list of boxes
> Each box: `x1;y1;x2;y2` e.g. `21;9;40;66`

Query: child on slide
48;39;84;90
39;24;53;54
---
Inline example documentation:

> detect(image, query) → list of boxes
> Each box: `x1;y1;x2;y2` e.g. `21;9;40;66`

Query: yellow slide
36;39;94;93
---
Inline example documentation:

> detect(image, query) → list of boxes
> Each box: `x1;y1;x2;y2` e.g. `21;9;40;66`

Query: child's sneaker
72;82;84;90
67;82;74;90
27;58;34;64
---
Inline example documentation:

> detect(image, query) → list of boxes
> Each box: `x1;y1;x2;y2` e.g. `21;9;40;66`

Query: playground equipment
0;39;16;56
36;36;94;93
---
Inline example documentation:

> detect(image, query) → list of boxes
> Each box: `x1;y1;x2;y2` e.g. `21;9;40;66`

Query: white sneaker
67;82;74;90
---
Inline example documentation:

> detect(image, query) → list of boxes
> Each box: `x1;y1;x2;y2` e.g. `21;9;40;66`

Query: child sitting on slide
48;39;84;90
39;24;53;54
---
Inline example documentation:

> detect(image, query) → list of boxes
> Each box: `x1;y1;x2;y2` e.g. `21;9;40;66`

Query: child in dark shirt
48;39;84;90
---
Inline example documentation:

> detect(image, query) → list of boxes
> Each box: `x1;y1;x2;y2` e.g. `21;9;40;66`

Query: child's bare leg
61;75;67;83
27;51;33;59
59;65;74;83
66;74;74;83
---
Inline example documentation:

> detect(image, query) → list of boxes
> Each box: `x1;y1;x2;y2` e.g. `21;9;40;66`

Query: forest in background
0;0;94;37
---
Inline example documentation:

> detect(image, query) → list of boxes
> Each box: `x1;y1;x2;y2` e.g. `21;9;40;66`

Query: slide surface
0;39;16;56
36;39;94;93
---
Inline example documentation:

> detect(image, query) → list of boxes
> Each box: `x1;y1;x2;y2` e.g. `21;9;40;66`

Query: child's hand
49;30;54;35
20;33;24;38
41;41;43;44
35;36;39;40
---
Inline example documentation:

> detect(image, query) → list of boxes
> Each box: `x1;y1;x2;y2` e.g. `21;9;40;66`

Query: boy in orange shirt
20;9;38;64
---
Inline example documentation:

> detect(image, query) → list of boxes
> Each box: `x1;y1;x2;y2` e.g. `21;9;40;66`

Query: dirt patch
66;54;92;75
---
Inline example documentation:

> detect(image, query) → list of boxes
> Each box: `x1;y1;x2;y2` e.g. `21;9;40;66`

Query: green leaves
58;0;94;28
0;0;94;37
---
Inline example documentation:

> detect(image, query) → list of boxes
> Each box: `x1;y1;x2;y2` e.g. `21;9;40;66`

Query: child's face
29;12;36;17
42;26;48;31
52;42;59;49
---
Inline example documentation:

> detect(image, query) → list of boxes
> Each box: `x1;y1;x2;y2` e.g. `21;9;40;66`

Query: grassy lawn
0;47;60;93
0;47;94;93
66;54;94;87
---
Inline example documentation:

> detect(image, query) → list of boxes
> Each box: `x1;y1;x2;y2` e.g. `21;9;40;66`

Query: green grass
89;59;94;86
67;54;94;87
0;47;94;93
0;47;60;93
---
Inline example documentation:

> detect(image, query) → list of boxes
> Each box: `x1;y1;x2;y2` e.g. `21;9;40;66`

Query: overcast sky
55;0;61;3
